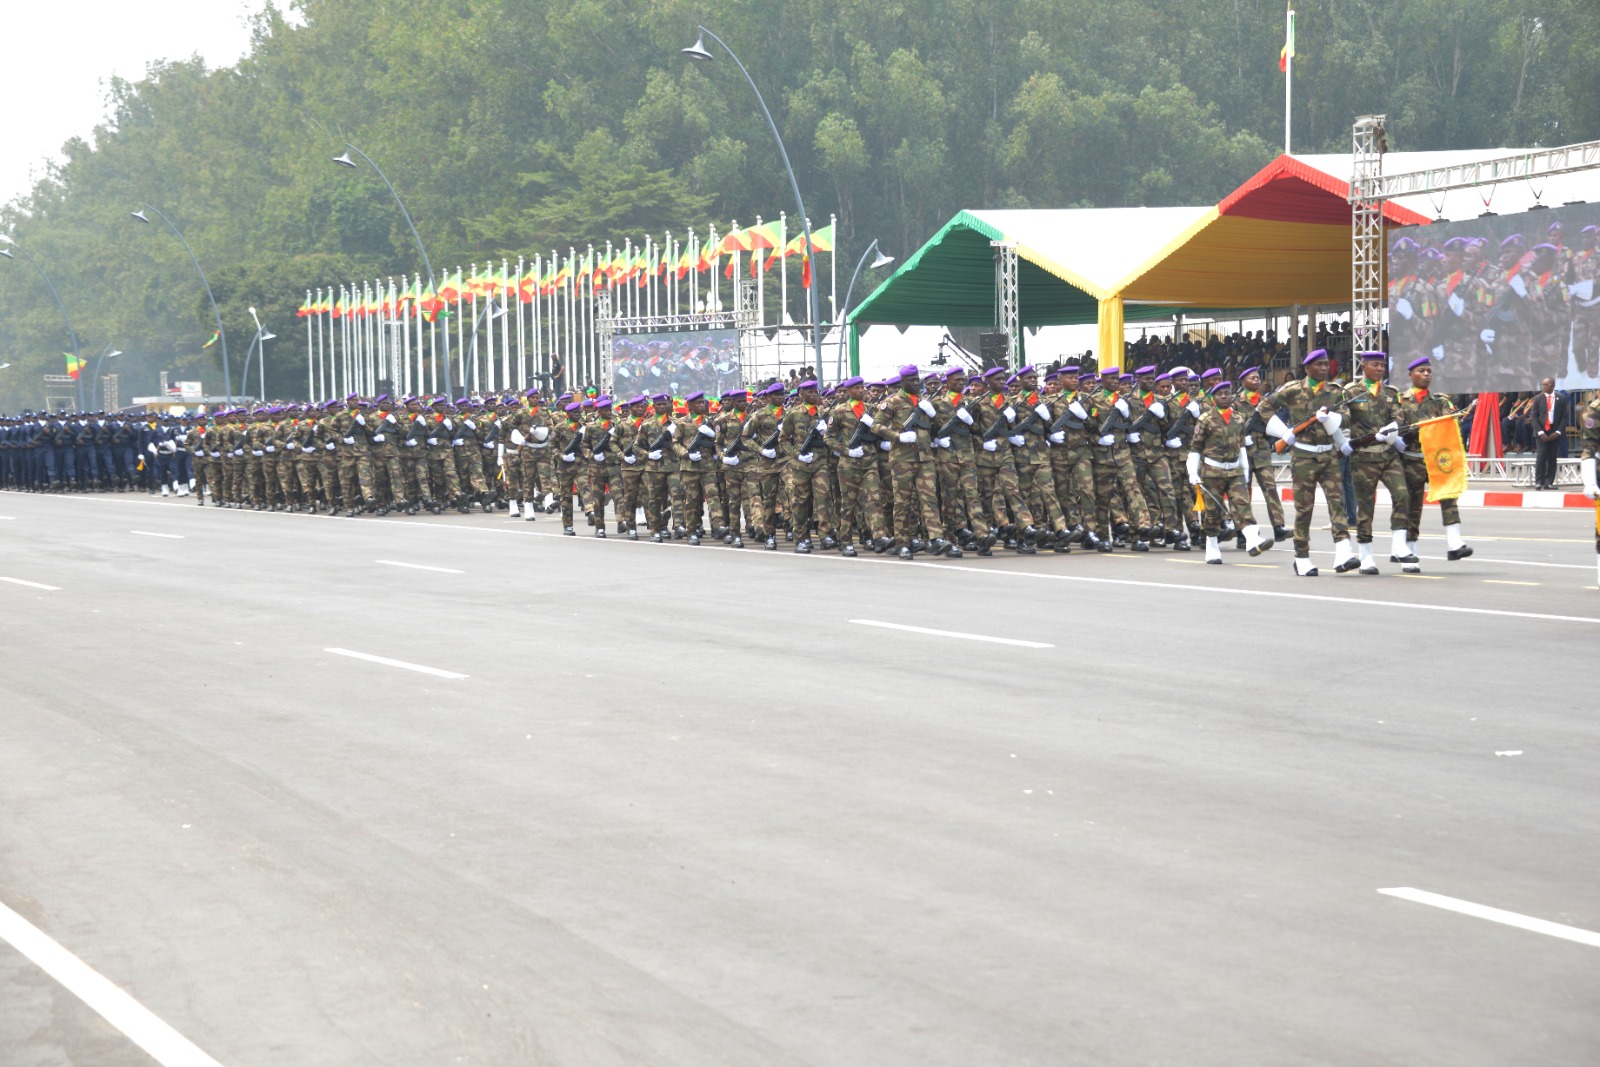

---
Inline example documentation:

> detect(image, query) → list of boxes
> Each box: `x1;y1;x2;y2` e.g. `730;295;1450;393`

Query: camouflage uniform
673;408;720;538
1239;385;1286;531
742;398;784;541
869;386;947;554
1341;374;1411;545
639;408;677;536
826;394;888;550
930;386;992;540
776;397;832;548
1398;385;1462;541
1256;376;1350;557
1188;402;1257;537
713;404;748;537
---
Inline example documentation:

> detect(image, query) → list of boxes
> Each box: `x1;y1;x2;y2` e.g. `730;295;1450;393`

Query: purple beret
944;367;968;378
651;392;670;403
1100;366;1121;377
1209;380;1233;394
1062;364;1080;374
595;395;613;407
1303;348;1329;366
1583;226;1599;236
1390;237;1419;254
981;368;1006;380
1501;233;1525;249
759;382;784;396
898;364;919;377
1359;350;1389;362
1077;370;1098;381
1238;366;1261;380
1135;365;1157;376
684;391;706;402
836;377;863;389
1407;356;1432;371
722;389;749;399
563;402;581;413
1201;368;1222;379
1017;364;1036;376
1532;243;1559;254
1118;374;1135;383
1443;237;1470;251
794;381;817;391
1154;371;1173;382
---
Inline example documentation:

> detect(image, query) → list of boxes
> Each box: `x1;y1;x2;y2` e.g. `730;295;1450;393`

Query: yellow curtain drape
1097;295;1124;369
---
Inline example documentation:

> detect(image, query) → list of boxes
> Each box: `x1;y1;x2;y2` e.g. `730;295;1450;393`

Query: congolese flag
1417;413;1467;503
1280;6;1295;72
65;354;85;380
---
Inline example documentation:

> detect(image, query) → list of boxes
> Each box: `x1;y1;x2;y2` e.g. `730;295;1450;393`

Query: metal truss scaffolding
991;241;1020;369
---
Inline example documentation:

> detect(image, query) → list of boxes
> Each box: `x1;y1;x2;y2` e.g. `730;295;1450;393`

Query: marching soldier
1342;351;1415;574
1258;349;1357;576
1237;366;1289;543
1186;380;1273;563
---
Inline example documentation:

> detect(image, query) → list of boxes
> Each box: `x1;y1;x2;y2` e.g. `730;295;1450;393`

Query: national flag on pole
1280;6;1295;72
1417;413;1468;503
65;354;84;379
202;330;220;349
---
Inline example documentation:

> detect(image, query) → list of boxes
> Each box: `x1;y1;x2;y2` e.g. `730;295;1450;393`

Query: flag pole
1284;5;1294;155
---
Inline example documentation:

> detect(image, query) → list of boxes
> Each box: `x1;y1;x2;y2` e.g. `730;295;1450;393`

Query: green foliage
1;0;1594;409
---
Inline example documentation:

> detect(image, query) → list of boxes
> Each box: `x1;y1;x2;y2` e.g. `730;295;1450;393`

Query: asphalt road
2;488;1598;1066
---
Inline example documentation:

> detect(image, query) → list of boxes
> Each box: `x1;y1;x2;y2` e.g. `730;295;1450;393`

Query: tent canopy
849;154;1433;336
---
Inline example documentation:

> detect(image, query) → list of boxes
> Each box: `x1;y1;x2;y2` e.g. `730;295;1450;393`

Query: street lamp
91;344;122;409
683;27;824;379
0;233;83;407
131;204;231;403
466;299;507;385
333;143;451;396
242;307;276;402
836;240;894;380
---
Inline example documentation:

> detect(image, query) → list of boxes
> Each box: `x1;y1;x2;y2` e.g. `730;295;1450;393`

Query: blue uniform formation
0;411;198;496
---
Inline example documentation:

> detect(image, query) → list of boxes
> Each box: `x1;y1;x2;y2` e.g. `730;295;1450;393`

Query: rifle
1050;402;1087;434
797;420;827;456
1345;400;1477;450
559;425;585;457
649;425;675;454
587;425;612;459
1096;400;1130;439
1164;405;1193;445
846;418;877;451
902;404;933;435
1128;402;1164;437
981;412;1015;442
1272;393;1352;453
722;427;744;458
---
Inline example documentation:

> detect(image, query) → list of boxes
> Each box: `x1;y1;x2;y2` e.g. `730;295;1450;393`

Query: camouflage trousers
1245;445;1286;527
582;459;610;521
784;460;834;539
1349;448;1410;542
1400;456;1461;540
834;453;887;544
886;454;943;544
520;446;555;505
744;466;782;536
1573;309;1600;377
614;462;643;530
641;467;671;532
1134;448;1178;530
454;448;489;498
317;454;343;507
678;466;715;534
1049;446;1093;531
555;458;585;526
1091;446;1151;530
976;455;1032;529
1288;448;1350;555
1014;456;1066;532
716;465;744;532
372;447;408;504
1196;466;1256;536
427;450;461;503
935;443;991;536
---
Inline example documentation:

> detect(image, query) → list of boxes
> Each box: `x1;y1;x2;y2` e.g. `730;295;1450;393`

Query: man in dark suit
1531;377;1569;490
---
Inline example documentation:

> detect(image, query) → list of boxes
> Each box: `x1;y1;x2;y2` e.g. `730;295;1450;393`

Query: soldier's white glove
403;440;417;448
935;437;951;449
464;419;477;430
897;430;917;444
1097;434;1115;446
918;398;936;417
1068;400;1088;421
1509;274;1528;298
561;453;576;463
1339;441;1353;456
1007;434;1025;447
384;412;397;424
510;429;526;445
956;407;973;425
531;425;549;442
1049;431;1065;444
1395;297;1415;320
761;447;778;458
623;454;637;465
1185;452;1202;485
1315;407;1333;425
646;449;662;461
1244;434;1254;447
1581;458;1598;499
1002;406;1016;423
1127;432;1142;444
1034;403;1051;419
426;437;438;446
1390;436;1407;452
234;448;245;456
722;454;740;467
1165;436;1182;449
1149;401;1166;419
251;449;264;457
452;438;464;446
1377;421;1399;440
981;439;998;452
1114;398;1131;417
355;414;366;425
264;444;276;452
697;424;716;440
878;439;892;451
1187;401;1201;418
847;446;865;458
1448;292;1466;316
798;452;814;464
858;413;874;428
325;443;335;451
688;450;702;462
1480;328;1496;345
591;451;605;461
441;419;453;430
372;434;384;442
343;436;356;444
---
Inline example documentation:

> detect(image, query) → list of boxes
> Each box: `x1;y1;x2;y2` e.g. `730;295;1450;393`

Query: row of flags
293;222;836;322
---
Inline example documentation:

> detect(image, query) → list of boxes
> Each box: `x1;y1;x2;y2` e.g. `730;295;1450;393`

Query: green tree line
1;0;1593;409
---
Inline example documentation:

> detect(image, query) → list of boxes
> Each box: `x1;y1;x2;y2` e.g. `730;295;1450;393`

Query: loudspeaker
978;331;1010;370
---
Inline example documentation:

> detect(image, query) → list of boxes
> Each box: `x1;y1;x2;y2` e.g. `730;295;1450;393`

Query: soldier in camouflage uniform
930;367;997;554
742;383;785;549
1257;349;1356;576
636;395;677;542
1006;366;1070;550
969;367;1037;553
1186;379;1273;563
868;365;956;559
1578;392;1600;586
712;390;748;543
1397;355;1471;567
1237;366;1288;542
674;391;720;544
610;396;647;537
366;395;409;515
775;381;833;553
1341;350;1414;574
825;376;888;556
1131;365;1178;545
552;402;587;534
1090;369;1153;550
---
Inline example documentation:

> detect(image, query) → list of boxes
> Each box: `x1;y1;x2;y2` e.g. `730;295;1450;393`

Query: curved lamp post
1;234;83;407
683;28;824;379
91;344;122;409
131;205;231;403
334;144;451;396
241;307;276;402
836;240;894;380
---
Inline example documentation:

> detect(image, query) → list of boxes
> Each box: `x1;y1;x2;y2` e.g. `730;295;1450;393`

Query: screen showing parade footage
1388;202;1600;394
609;329;742;397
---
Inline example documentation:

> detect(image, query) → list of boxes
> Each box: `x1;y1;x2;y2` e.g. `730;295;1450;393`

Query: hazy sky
0;0;280;209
